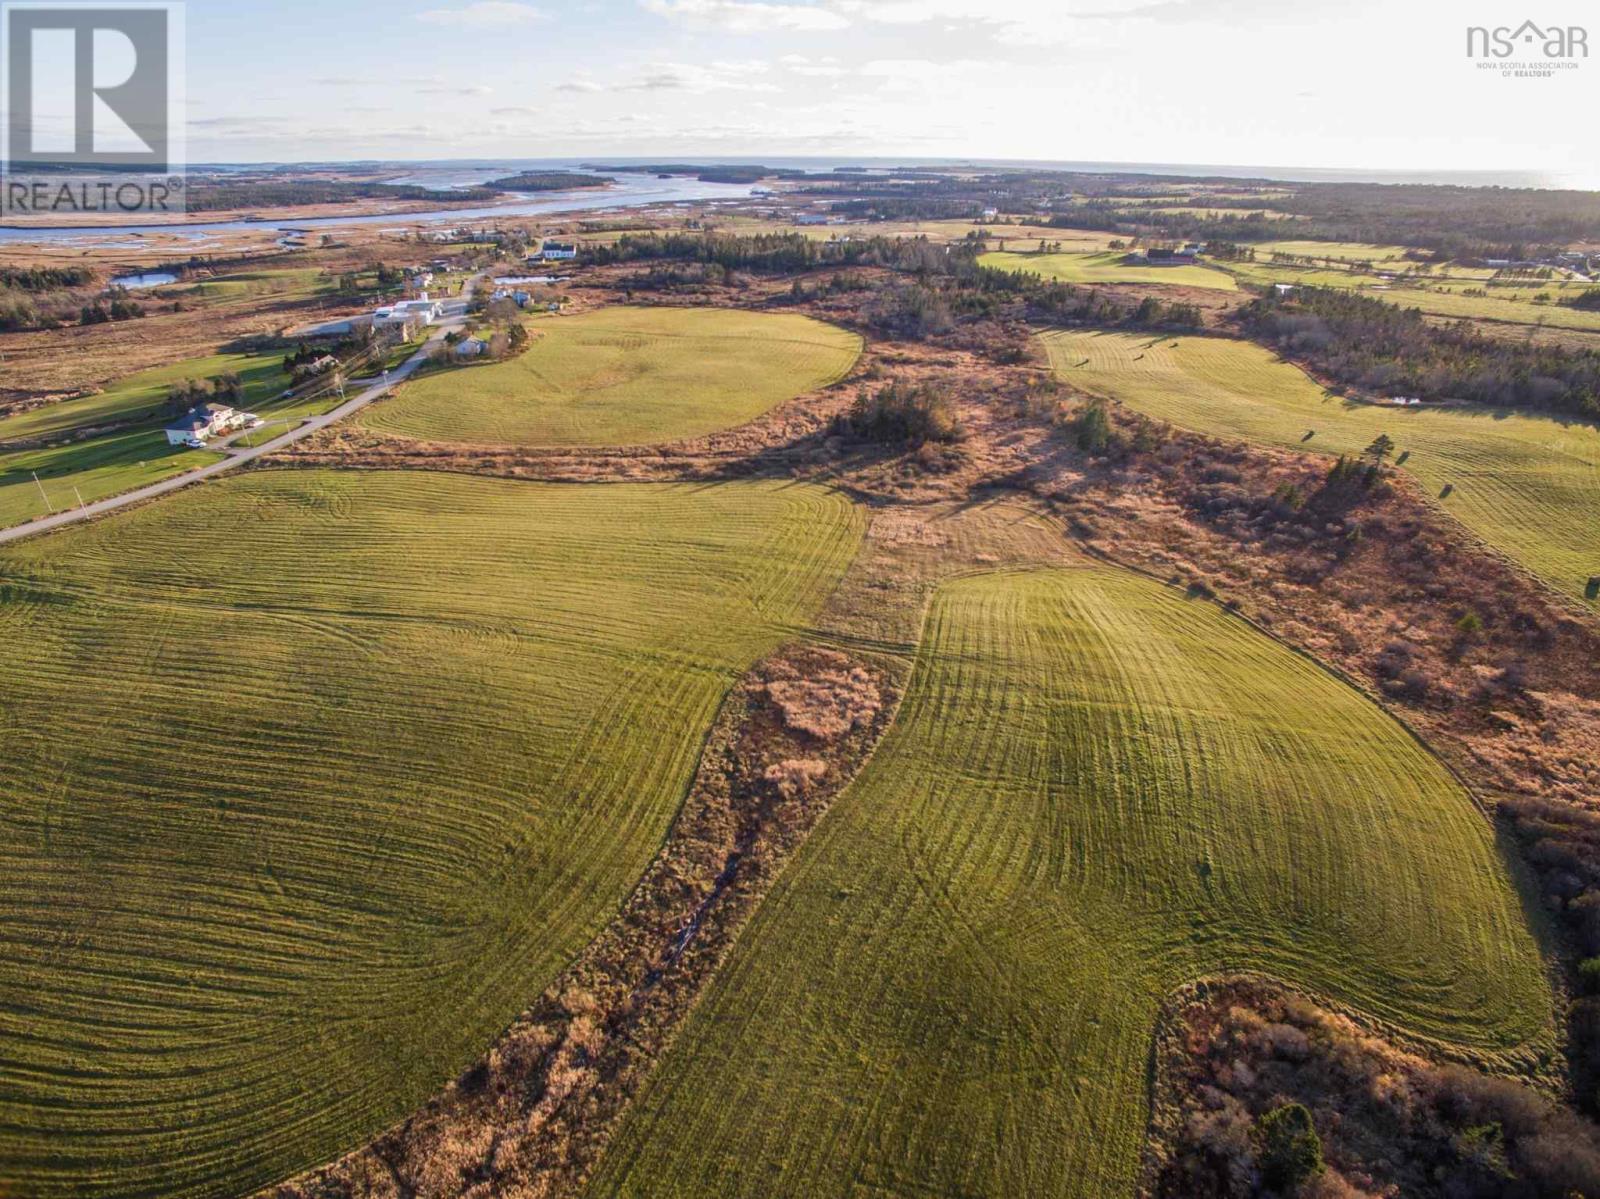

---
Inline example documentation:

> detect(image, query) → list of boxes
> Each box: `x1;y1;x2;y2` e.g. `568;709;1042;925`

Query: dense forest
483;172;613;191
1240;287;1600;420
583;163;811;184
771;165;1600;258
0;266;103;331
182;179;500;211
1052;184;1600;259
584;230;924;272
588;230;1203;334
0;266;96;291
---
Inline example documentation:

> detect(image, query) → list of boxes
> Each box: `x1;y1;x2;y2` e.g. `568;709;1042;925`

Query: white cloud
416;2;546;27
780;53;847;76
860;57;996;85
836;0;1156;20
315;74;447;87
610;60;778;92
640;0;850;33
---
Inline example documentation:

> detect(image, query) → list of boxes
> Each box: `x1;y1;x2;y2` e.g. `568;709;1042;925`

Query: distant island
485;171;614;192
582;163;809;185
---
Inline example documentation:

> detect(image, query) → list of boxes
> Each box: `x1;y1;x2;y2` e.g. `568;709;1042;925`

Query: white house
980;207;999;221
373;293;441;330
164;403;242;445
536;241;578;261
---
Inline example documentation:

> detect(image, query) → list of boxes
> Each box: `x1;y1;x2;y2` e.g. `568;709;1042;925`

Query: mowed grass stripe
589;568;1547;1199
0;352;290;532
0;351;286;446
1041;329;1600;602
361;306;863;447
978;249;1239;291
0;470;863;1199
1220;260;1600;333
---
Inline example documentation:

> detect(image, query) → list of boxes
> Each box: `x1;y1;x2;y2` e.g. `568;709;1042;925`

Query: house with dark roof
164;403;241;446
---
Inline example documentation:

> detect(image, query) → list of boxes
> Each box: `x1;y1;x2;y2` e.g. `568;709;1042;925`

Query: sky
175;0;1598;180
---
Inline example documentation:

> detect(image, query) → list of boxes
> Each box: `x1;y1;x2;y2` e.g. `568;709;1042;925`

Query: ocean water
1;156;1589;246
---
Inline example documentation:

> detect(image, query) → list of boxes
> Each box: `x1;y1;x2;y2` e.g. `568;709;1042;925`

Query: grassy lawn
0;351;285;445
1221;260;1600;333
979;249;1239;291
362;306;862;447
1245;239;1417;262
0;429;225;529
591;567;1548;1198
373;338;426;373
154;267;332;306
0;470;863;1199
1382;285;1600;333
1042;330;1600;602
0;351;292;531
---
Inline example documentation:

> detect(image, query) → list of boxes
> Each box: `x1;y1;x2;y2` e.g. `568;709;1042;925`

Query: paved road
0;283;479;546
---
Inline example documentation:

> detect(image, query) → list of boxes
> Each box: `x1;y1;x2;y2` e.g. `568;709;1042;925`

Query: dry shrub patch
1148;983;1600;1199
760;648;882;740
262;644;898;1199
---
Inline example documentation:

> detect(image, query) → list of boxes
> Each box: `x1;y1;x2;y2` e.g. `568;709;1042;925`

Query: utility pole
73;486;87;513
32;472;53;514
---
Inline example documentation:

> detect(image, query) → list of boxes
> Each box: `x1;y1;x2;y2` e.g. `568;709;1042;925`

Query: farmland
1382;286;1600;335
713;216;1085;245
979;249;1239;291
1244;239;1417;263
1042;330;1600;602
0;428;224;529
0;469;862;1199
149;267;335;308
0;351;285;531
0;351;284;445
1218;257;1600;333
591;567;1548;1197
360;307;862;447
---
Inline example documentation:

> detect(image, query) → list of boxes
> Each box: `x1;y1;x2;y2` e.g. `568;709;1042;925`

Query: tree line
1240;286;1600;420
181;179;499;212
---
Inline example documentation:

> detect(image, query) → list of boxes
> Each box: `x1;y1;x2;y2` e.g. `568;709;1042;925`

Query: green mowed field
0;429;224;530
1247;239;1416;262
1220;260;1600;333
592;567;1548;1198
361;306;863;447
0;470;862;1198
978;249;1239;291
1042;330;1600;602
154;267;333;306
0;351;285;445
1388;285;1600;333
0;352;286;531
